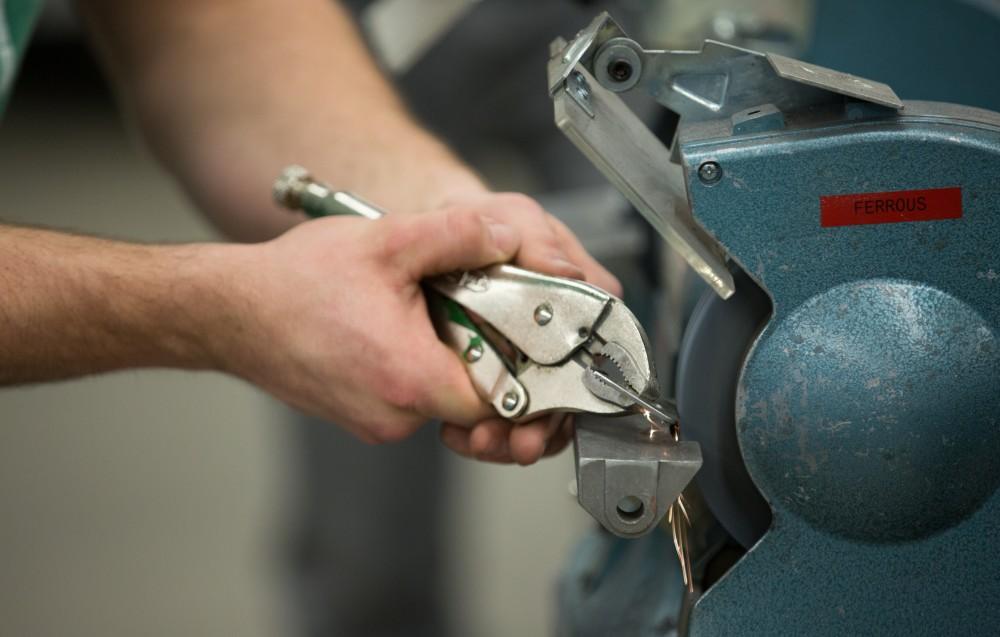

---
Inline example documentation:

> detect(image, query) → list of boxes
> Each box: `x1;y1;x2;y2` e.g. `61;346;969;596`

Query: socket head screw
698;161;722;185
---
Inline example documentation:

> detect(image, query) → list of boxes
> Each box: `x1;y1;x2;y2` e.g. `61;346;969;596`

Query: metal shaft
273;165;385;219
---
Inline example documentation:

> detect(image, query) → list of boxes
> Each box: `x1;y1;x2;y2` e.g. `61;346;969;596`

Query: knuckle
366;416;421;444
380;374;422;414
379;218;420;263
444;208;488;244
498;192;542;213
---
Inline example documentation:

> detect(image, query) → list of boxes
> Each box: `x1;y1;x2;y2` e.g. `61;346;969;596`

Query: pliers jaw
587;300;658;400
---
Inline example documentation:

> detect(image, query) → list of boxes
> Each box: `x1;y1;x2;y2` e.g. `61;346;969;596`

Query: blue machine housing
680;101;1000;635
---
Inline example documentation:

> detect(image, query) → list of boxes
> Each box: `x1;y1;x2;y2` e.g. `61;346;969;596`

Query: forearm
0;224;239;384
78;0;485;241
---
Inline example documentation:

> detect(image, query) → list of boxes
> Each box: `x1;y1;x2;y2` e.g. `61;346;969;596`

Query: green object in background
0;0;45;117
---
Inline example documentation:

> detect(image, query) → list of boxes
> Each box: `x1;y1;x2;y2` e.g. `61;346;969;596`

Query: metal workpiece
574;415;702;538
582;368;675;427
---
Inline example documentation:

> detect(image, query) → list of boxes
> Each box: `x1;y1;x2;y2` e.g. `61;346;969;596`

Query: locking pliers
429;264;663;422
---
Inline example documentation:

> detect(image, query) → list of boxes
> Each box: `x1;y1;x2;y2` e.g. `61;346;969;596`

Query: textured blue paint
557;528;687;637
683;103;1000;635
744;280;999;542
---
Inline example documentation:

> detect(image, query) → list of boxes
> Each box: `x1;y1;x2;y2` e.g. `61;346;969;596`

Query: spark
641;408;657;438
667;418;693;593
640;407;665;440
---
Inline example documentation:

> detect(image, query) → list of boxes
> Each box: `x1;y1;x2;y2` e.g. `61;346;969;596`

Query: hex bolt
698;161;722;184
465;343;484;363
570;72;590;100
501;391;520;412
534;303;554;326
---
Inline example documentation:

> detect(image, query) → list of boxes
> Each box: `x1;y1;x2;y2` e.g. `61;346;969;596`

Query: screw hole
578;327;590;339
616;496;645;521
607;59;633;82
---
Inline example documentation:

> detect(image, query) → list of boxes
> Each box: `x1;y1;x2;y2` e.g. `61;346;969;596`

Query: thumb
389;208;521;278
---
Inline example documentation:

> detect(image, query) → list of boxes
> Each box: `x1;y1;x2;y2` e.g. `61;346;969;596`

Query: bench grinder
551;12;1000;636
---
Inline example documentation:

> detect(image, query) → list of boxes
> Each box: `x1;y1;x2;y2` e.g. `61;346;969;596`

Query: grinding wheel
675;269;772;549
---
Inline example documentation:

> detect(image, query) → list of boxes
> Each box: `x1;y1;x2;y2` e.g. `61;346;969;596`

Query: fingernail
488;222;519;255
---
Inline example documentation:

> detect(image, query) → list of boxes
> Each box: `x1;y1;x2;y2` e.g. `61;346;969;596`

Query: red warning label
820;187;962;228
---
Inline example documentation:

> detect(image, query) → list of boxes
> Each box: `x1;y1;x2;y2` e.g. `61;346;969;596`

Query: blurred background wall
0;3;594;636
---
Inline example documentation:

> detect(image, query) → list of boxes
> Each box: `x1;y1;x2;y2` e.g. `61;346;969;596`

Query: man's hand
217;202;517;443
450;192;621;294
220;193;619;447
425;194;621;465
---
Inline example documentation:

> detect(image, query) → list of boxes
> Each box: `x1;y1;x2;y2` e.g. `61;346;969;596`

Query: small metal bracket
567;71;595;118
574;415;702;538
767;53;902;110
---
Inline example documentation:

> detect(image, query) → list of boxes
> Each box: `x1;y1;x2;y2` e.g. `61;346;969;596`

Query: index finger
546;216;623;296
